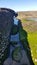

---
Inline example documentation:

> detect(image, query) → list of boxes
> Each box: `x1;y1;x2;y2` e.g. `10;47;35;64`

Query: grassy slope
18;11;37;65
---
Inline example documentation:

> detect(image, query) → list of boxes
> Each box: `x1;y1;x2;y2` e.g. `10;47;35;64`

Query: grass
28;33;37;65
19;19;37;65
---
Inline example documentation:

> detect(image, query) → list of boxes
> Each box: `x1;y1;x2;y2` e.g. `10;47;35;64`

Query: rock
0;8;17;64
12;60;20;65
12;47;22;62
20;50;30;65
3;58;13;65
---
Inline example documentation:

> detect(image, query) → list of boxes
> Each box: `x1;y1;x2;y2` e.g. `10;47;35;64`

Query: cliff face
0;11;12;37
0;8;17;64
0;8;17;38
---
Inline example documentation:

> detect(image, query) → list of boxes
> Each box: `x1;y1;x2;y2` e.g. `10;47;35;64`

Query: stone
12;47;22;62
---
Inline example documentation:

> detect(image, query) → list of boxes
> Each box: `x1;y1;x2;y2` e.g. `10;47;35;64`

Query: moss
12;47;22;62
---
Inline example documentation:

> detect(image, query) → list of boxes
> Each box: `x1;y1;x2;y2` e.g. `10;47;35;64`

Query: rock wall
0;8;17;64
0;8;14;38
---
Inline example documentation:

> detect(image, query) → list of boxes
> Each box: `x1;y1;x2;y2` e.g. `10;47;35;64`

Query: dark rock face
0;8;17;38
0;8;17;64
0;8;18;17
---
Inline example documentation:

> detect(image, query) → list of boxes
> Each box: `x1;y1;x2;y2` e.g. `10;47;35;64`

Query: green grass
19;19;37;65
28;33;37;65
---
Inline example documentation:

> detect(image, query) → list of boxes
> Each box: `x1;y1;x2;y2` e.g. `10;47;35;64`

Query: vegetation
19;19;37;65
11;25;18;35
28;33;37;65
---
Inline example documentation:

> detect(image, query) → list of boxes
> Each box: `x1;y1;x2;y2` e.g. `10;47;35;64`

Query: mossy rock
12;47;22;62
